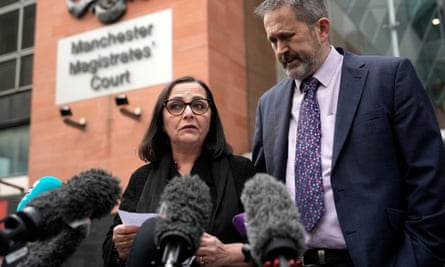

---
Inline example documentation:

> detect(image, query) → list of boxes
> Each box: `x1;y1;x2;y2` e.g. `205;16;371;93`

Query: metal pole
387;0;400;56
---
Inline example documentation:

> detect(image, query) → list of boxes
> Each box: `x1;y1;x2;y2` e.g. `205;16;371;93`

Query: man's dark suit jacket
252;47;445;267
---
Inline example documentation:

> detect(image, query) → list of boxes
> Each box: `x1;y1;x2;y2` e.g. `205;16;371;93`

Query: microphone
126;217;160;267
232;213;246;238
0;168;122;267
154;174;212;267
16;176;63;212
240;173;306;267
13;223;89;267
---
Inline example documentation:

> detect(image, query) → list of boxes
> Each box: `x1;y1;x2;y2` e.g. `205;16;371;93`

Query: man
252;0;445;266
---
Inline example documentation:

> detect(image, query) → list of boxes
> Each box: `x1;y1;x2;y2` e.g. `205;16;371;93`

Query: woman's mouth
181;125;197;130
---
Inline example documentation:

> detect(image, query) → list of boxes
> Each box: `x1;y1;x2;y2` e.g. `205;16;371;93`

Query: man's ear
317;17;330;43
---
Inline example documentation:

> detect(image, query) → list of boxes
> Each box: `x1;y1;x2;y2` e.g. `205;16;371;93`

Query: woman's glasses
164;98;211;116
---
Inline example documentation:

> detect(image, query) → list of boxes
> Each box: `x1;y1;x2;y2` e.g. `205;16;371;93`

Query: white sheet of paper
118;209;158;226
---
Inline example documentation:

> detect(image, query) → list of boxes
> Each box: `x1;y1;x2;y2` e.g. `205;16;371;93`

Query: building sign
56;9;172;105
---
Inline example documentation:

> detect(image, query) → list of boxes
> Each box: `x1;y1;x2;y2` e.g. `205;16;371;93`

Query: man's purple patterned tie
295;76;324;232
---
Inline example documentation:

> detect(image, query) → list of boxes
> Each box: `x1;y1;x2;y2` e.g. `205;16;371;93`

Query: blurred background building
0;0;444;266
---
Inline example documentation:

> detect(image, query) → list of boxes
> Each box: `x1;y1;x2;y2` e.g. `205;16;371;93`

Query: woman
102;76;255;267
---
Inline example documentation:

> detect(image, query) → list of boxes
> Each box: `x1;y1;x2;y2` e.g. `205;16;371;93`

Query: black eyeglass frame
163;98;212;116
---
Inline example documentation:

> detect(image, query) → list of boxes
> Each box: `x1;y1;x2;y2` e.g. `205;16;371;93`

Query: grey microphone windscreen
241;173;306;265
154;174;212;264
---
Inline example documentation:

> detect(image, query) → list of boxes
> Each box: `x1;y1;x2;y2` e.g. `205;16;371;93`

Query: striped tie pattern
295;77;324;232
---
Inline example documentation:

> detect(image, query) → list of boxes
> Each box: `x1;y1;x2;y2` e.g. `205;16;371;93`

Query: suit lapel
332;53;368;169
273;79;295;180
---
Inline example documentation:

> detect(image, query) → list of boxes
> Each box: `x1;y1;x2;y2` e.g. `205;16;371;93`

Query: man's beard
282;45;321;80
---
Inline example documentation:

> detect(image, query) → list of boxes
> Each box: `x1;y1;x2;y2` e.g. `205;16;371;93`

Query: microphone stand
162;242;180;267
159;231;195;267
278;255;291;267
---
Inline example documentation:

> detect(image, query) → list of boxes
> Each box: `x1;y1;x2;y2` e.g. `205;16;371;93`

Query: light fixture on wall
59;106;87;129
115;94;142;120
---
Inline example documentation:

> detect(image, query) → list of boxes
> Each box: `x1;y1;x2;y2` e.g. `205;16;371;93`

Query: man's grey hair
254;0;328;25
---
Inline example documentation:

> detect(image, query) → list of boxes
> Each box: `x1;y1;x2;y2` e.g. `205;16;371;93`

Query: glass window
0;91;31;125
327;0;445;115
19;55;32;86
0;0;18;9
0;125;29;178
0;59;16;92
0;10;18;55
22;4;35;49
335;0;352;10
0;1;35;179
411;2;436;40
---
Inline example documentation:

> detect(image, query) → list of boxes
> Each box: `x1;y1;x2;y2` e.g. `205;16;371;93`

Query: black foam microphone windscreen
26;168;121;241
1;168;122;267
15;224;89;267
241;173;306;266
154;174;212;266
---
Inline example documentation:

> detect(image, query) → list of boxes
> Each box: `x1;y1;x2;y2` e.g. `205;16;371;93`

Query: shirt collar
295;46;342;91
